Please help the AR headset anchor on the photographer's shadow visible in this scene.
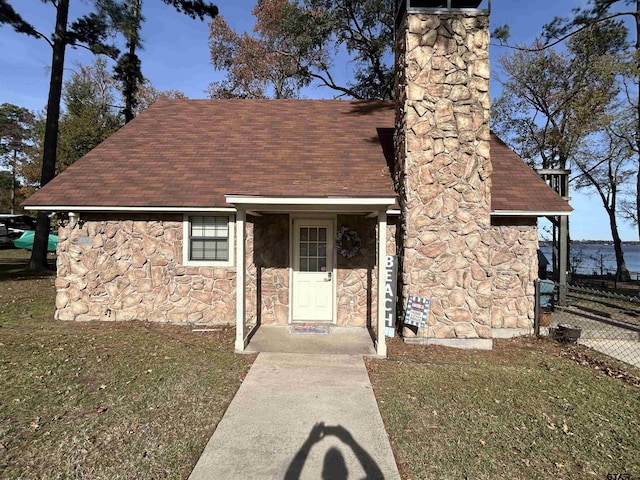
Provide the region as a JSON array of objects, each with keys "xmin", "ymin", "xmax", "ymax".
[{"xmin": 284, "ymin": 422, "xmax": 384, "ymax": 480}]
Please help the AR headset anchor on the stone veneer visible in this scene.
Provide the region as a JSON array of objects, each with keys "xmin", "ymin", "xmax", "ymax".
[
  {"xmin": 55, "ymin": 213, "xmax": 398, "ymax": 327},
  {"xmin": 395, "ymin": 12, "xmax": 493, "ymax": 340},
  {"xmin": 336, "ymin": 215, "xmax": 398, "ymax": 328},
  {"xmin": 54, "ymin": 212, "xmax": 533, "ymax": 333},
  {"xmin": 245, "ymin": 214, "xmax": 290, "ymax": 325},
  {"xmin": 490, "ymin": 218, "xmax": 539, "ymax": 329},
  {"xmin": 55, "ymin": 214, "xmax": 236, "ymax": 324}
]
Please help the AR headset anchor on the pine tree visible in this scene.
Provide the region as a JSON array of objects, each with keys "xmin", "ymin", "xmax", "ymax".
[{"xmin": 1, "ymin": 0, "xmax": 119, "ymax": 270}]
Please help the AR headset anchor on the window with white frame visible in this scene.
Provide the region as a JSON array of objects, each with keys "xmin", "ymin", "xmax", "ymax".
[{"xmin": 183, "ymin": 214, "xmax": 234, "ymax": 266}]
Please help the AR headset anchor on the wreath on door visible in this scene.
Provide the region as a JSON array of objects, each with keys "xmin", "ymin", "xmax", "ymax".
[{"xmin": 336, "ymin": 226, "xmax": 361, "ymax": 259}]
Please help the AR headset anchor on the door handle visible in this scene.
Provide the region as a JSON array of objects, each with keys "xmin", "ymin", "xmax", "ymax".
[{"xmin": 325, "ymin": 272, "xmax": 332, "ymax": 282}]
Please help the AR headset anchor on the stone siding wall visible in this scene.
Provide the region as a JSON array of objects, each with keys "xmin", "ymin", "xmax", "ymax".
[
  {"xmin": 387, "ymin": 218, "xmax": 398, "ymax": 257},
  {"xmin": 395, "ymin": 13, "xmax": 493, "ymax": 339},
  {"xmin": 55, "ymin": 214, "xmax": 236, "ymax": 324},
  {"xmin": 336, "ymin": 215, "xmax": 377, "ymax": 327},
  {"xmin": 246, "ymin": 214, "xmax": 290, "ymax": 325},
  {"xmin": 245, "ymin": 220, "xmax": 257, "ymax": 323},
  {"xmin": 490, "ymin": 218, "xmax": 539, "ymax": 328},
  {"xmin": 55, "ymin": 213, "xmax": 397, "ymax": 327},
  {"xmin": 335, "ymin": 216, "xmax": 399, "ymax": 327}
]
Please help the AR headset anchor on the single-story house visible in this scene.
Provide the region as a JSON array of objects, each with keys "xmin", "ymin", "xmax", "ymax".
[{"xmin": 24, "ymin": 5, "xmax": 571, "ymax": 355}]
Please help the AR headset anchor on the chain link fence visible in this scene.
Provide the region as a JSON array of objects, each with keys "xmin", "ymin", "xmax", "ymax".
[{"xmin": 534, "ymin": 280, "xmax": 640, "ymax": 369}]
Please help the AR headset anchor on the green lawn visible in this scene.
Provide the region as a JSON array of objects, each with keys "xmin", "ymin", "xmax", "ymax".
[
  {"xmin": 3, "ymin": 249, "xmax": 640, "ymax": 479},
  {"xmin": 367, "ymin": 337, "xmax": 640, "ymax": 480},
  {"xmin": 0, "ymin": 249, "xmax": 254, "ymax": 479}
]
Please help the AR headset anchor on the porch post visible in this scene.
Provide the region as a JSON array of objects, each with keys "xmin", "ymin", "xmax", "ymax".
[
  {"xmin": 558, "ymin": 214, "xmax": 568, "ymax": 306},
  {"xmin": 376, "ymin": 210, "xmax": 387, "ymax": 357},
  {"xmin": 235, "ymin": 209, "xmax": 246, "ymax": 353}
]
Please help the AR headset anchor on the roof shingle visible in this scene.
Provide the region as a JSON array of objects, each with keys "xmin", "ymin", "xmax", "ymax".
[
  {"xmin": 26, "ymin": 100, "xmax": 397, "ymax": 209},
  {"xmin": 490, "ymin": 133, "xmax": 572, "ymax": 213},
  {"xmin": 24, "ymin": 99, "xmax": 571, "ymax": 215}
]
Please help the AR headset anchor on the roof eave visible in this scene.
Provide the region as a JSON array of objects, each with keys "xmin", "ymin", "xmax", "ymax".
[
  {"xmin": 22, "ymin": 205, "xmax": 237, "ymax": 213},
  {"xmin": 491, "ymin": 209, "xmax": 572, "ymax": 217}
]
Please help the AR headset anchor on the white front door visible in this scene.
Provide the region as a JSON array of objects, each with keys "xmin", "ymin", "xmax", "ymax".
[{"xmin": 292, "ymin": 219, "xmax": 334, "ymax": 322}]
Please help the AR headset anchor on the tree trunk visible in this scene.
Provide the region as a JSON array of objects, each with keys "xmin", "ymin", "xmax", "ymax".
[
  {"xmin": 608, "ymin": 206, "xmax": 631, "ymax": 281},
  {"xmin": 123, "ymin": 0, "xmax": 141, "ymax": 124},
  {"xmin": 123, "ymin": 49, "xmax": 136, "ymax": 123},
  {"xmin": 566, "ymin": 216, "xmax": 571, "ymax": 281},
  {"xmin": 637, "ymin": 158, "xmax": 640, "ymax": 239},
  {"xmin": 552, "ymin": 218, "xmax": 558, "ymax": 281},
  {"xmin": 11, "ymin": 149, "xmax": 16, "ymax": 215},
  {"xmin": 29, "ymin": 0, "xmax": 69, "ymax": 271},
  {"xmin": 635, "ymin": 0, "xmax": 640, "ymax": 240}
]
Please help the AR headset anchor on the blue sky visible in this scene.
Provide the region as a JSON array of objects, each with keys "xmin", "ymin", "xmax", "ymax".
[{"xmin": 0, "ymin": 0, "xmax": 634, "ymax": 241}]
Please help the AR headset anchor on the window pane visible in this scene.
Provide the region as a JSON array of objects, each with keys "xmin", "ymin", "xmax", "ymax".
[
  {"xmin": 309, "ymin": 228, "xmax": 317, "ymax": 241},
  {"xmin": 318, "ymin": 243, "xmax": 326, "ymax": 257},
  {"xmin": 309, "ymin": 258, "xmax": 318, "ymax": 272},
  {"xmin": 319, "ymin": 258, "xmax": 326, "ymax": 271},
  {"xmin": 204, "ymin": 221, "xmax": 227, "ymax": 237},
  {"xmin": 191, "ymin": 216, "xmax": 228, "ymax": 238},
  {"xmin": 191, "ymin": 217, "xmax": 205, "ymax": 237},
  {"xmin": 191, "ymin": 239, "xmax": 228, "ymax": 261},
  {"xmin": 318, "ymin": 228, "xmax": 326, "ymax": 241},
  {"xmin": 216, "ymin": 241, "xmax": 229, "ymax": 261},
  {"xmin": 189, "ymin": 216, "xmax": 230, "ymax": 263},
  {"xmin": 201, "ymin": 241, "xmax": 217, "ymax": 258},
  {"xmin": 300, "ymin": 228, "xmax": 309, "ymax": 241},
  {"xmin": 213, "ymin": 216, "xmax": 228, "ymax": 236},
  {"xmin": 309, "ymin": 243, "xmax": 317, "ymax": 257},
  {"xmin": 300, "ymin": 258, "xmax": 308, "ymax": 272},
  {"xmin": 300, "ymin": 243, "xmax": 308, "ymax": 256},
  {"xmin": 202, "ymin": 218, "xmax": 216, "ymax": 236},
  {"xmin": 191, "ymin": 239, "xmax": 205, "ymax": 260}
]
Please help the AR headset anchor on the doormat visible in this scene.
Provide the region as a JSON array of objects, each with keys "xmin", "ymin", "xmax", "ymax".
[{"xmin": 289, "ymin": 325, "xmax": 330, "ymax": 335}]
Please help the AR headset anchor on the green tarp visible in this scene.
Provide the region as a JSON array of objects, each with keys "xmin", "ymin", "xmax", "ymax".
[{"xmin": 13, "ymin": 231, "xmax": 58, "ymax": 252}]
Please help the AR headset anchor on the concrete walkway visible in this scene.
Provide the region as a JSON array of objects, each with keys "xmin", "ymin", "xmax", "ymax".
[
  {"xmin": 550, "ymin": 309, "xmax": 640, "ymax": 367},
  {"xmin": 189, "ymin": 353, "xmax": 401, "ymax": 480},
  {"xmin": 579, "ymin": 339, "xmax": 640, "ymax": 368}
]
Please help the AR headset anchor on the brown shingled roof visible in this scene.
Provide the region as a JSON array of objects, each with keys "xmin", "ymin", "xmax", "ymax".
[
  {"xmin": 25, "ymin": 99, "xmax": 570, "ymax": 215},
  {"xmin": 490, "ymin": 133, "xmax": 572, "ymax": 214},
  {"xmin": 26, "ymin": 100, "xmax": 397, "ymax": 209}
]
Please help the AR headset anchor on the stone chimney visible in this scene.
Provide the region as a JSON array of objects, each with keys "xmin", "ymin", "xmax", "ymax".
[{"xmin": 394, "ymin": 1, "xmax": 493, "ymax": 344}]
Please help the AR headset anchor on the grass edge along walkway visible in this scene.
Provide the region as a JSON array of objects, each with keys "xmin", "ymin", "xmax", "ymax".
[
  {"xmin": 0, "ymin": 257, "xmax": 255, "ymax": 479},
  {"xmin": 367, "ymin": 336, "xmax": 640, "ymax": 480}
]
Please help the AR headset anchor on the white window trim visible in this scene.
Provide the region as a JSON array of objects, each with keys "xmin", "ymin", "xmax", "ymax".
[{"xmin": 182, "ymin": 213, "xmax": 235, "ymax": 267}]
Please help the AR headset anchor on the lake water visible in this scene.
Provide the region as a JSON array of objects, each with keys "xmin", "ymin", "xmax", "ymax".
[{"xmin": 539, "ymin": 243, "xmax": 640, "ymax": 275}]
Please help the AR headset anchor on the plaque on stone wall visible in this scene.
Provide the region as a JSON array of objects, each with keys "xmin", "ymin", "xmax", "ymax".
[
  {"xmin": 75, "ymin": 236, "xmax": 92, "ymax": 246},
  {"xmin": 404, "ymin": 295, "xmax": 430, "ymax": 328}
]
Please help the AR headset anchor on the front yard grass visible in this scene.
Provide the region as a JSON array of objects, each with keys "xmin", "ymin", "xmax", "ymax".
[
  {"xmin": 367, "ymin": 336, "xmax": 640, "ymax": 480},
  {"xmin": 0, "ymin": 249, "xmax": 255, "ymax": 479},
  {"xmin": 4, "ymin": 248, "xmax": 640, "ymax": 479}
]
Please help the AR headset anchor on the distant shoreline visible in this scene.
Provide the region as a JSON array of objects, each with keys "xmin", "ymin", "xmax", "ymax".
[{"xmin": 539, "ymin": 240, "xmax": 640, "ymax": 246}]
